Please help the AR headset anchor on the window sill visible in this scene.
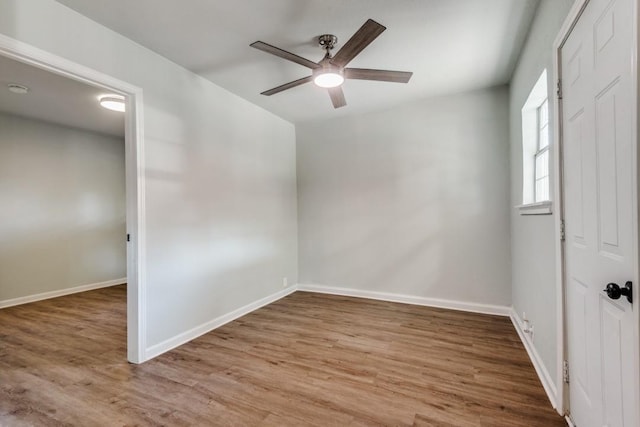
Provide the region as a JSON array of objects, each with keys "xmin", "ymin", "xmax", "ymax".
[{"xmin": 517, "ymin": 201, "xmax": 552, "ymax": 215}]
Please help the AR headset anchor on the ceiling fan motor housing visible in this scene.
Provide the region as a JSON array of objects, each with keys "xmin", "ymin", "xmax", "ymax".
[{"xmin": 318, "ymin": 34, "xmax": 338, "ymax": 51}]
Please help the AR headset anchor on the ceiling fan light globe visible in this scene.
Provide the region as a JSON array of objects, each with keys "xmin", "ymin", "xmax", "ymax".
[{"xmin": 313, "ymin": 71, "xmax": 344, "ymax": 88}]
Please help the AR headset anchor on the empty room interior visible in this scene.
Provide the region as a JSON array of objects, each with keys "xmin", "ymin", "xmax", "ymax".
[{"xmin": 1, "ymin": 0, "xmax": 639, "ymax": 426}]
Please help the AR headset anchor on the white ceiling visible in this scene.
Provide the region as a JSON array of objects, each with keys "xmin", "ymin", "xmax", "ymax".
[
  {"xmin": 55, "ymin": 0, "xmax": 539, "ymax": 124},
  {"xmin": 0, "ymin": 55, "xmax": 125, "ymax": 137}
]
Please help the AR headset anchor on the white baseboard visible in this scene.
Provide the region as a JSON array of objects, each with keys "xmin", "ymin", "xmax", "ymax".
[
  {"xmin": 0, "ymin": 277, "xmax": 127, "ymax": 309},
  {"xmin": 297, "ymin": 284, "xmax": 511, "ymax": 317},
  {"xmin": 144, "ymin": 284, "xmax": 509, "ymax": 361},
  {"xmin": 510, "ymin": 309, "xmax": 558, "ymax": 409},
  {"xmin": 144, "ymin": 286, "xmax": 297, "ymax": 361}
]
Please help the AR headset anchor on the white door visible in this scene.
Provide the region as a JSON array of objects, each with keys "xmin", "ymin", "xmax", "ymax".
[{"xmin": 562, "ymin": 0, "xmax": 638, "ymax": 425}]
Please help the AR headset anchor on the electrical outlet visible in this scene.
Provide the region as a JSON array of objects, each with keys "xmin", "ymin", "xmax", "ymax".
[
  {"xmin": 523, "ymin": 318, "xmax": 534, "ymax": 342},
  {"xmin": 282, "ymin": 277, "xmax": 288, "ymax": 288},
  {"xmin": 522, "ymin": 312, "xmax": 527, "ymax": 321}
]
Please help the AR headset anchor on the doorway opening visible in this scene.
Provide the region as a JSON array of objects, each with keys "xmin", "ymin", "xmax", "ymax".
[{"xmin": 0, "ymin": 34, "xmax": 145, "ymax": 363}]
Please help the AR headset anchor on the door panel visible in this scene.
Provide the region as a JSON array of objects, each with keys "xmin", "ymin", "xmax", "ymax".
[
  {"xmin": 565, "ymin": 110, "xmax": 586, "ymax": 243},
  {"xmin": 600, "ymin": 298, "xmax": 625, "ymax": 427},
  {"xmin": 561, "ymin": 0, "xmax": 637, "ymax": 425},
  {"xmin": 568, "ymin": 278, "xmax": 590, "ymax": 400},
  {"xmin": 595, "ymin": 82, "xmax": 621, "ymax": 256}
]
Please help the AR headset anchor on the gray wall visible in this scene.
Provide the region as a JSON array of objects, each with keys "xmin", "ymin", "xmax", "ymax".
[
  {"xmin": 0, "ymin": 0, "xmax": 298, "ymax": 350},
  {"xmin": 1, "ymin": 0, "xmax": 576, "ymax": 371},
  {"xmin": 509, "ymin": 0, "xmax": 573, "ymax": 384},
  {"xmin": 0, "ymin": 113, "xmax": 125, "ymax": 302},
  {"xmin": 297, "ymin": 87, "xmax": 512, "ymax": 307}
]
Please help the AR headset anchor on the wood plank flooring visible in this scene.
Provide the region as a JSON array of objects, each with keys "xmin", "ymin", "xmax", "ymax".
[{"xmin": 0, "ymin": 285, "xmax": 566, "ymax": 426}]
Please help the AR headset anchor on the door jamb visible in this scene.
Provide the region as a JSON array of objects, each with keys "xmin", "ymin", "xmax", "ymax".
[
  {"xmin": 552, "ymin": 0, "xmax": 640, "ymax": 419},
  {"xmin": 0, "ymin": 34, "xmax": 147, "ymax": 363}
]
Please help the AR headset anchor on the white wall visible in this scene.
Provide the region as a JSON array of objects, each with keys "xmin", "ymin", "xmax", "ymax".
[
  {"xmin": 0, "ymin": 113, "xmax": 125, "ymax": 302},
  {"xmin": 0, "ymin": 0, "xmax": 298, "ymax": 352},
  {"xmin": 297, "ymin": 87, "xmax": 512, "ymax": 307},
  {"xmin": 509, "ymin": 0, "xmax": 573, "ymax": 386}
]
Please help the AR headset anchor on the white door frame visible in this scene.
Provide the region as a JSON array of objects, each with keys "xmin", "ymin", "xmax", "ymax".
[
  {"xmin": 552, "ymin": 0, "xmax": 640, "ymax": 419},
  {"xmin": 0, "ymin": 34, "xmax": 147, "ymax": 364}
]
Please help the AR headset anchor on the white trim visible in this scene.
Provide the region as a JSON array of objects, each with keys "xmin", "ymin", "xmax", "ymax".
[
  {"xmin": 565, "ymin": 414, "xmax": 576, "ymax": 427},
  {"xmin": 143, "ymin": 284, "xmax": 510, "ymax": 360},
  {"xmin": 552, "ymin": 13, "xmax": 568, "ymax": 416},
  {"xmin": 554, "ymin": 1, "xmax": 591, "ymax": 52},
  {"xmin": 510, "ymin": 309, "xmax": 558, "ymax": 409},
  {"xmin": 144, "ymin": 287, "xmax": 297, "ymax": 361},
  {"xmin": 0, "ymin": 34, "xmax": 147, "ymax": 364},
  {"xmin": 297, "ymin": 284, "xmax": 511, "ymax": 316},
  {"xmin": 522, "ymin": 69, "xmax": 550, "ymax": 204},
  {"xmin": 516, "ymin": 200, "xmax": 553, "ymax": 215},
  {"xmin": 124, "ymin": 73, "xmax": 147, "ymax": 365},
  {"xmin": 0, "ymin": 278, "xmax": 126, "ymax": 309},
  {"xmin": 551, "ymin": 0, "xmax": 585, "ymax": 415},
  {"xmin": 552, "ymin": 0, "xmax": 592, "ymax": 416}
]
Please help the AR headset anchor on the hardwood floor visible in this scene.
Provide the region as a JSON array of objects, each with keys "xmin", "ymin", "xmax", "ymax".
[{"xmin": 0, "ymin": 285, "xmax": 566, "ymax": 426}]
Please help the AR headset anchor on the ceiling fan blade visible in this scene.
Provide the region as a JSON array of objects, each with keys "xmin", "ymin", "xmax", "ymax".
[
  {"xmin": 330, "ymin": 19, "xmax": 386, "ymax": 68},
  {"xmin": 250, "ymin": 41, "xmax": 320, "ymax": 69},
  {"xmin": 344, "ymin": 68, "xmax": 413, "ymax": 83},
  {"xmin": 328, "ymin": 87, "xmax": 347, "ymax": 109},
  {"xmin": 261, "ymin": 76, "xmax": 313, "ymax": 96}
]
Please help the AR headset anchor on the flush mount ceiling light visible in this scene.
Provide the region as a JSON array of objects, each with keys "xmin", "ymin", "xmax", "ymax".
[
  {"xmin": 7, "ymin": 83, "xmax": 29, "ymax": 94},
  {"xmin": 99, "ymin": 94, "xmax": 126, "ymax": 112}
]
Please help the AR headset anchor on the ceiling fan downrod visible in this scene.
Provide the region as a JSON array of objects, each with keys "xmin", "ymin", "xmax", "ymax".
[{"xmin": 318, "ymin": 34, "xmax": 338, "ymax": 58}]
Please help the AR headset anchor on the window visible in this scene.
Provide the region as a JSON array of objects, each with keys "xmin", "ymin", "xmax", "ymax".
[
  {"xmin": 534, "ymin": 99, "xmax": 550, "ymax": 202},
  {"xmin": 519, "ymin": 70, "xmax": 552, "ymax": 215}
]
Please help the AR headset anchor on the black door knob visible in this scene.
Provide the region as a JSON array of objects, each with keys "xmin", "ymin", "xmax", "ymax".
[{"xmin": 603, "ymin": 282, "xmax": 633, "ymax": 304}]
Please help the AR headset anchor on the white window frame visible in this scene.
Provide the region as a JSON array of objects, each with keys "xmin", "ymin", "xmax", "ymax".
[
  {"xmin": 534, "ymin": 99, "xmax": 550, "ymax": 203},
  {"xmin": 518, "ymin": 69, "xmax": 552, "ymax": 215}
]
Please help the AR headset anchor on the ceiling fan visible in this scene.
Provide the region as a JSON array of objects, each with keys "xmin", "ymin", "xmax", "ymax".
[{"xmin": 250, "ymin": 19, "xmax": 413, "ymax": 109}]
